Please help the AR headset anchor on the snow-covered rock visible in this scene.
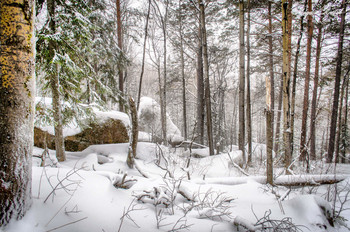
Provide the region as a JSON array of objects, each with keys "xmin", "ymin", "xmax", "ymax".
[{"xmin": 138, "ymin": 97, "xmax": 183, "ymax": 145}]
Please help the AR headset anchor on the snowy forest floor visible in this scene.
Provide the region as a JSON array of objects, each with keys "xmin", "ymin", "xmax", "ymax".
[{"xmin": 4, "ymin": 142, "xmax": 350, "ymax": 232}]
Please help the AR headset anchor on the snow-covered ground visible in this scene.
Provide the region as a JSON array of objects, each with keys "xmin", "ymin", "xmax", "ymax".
[{"xmin": 4, "ymin": 142, "xmax": 350, "ymax": 232}]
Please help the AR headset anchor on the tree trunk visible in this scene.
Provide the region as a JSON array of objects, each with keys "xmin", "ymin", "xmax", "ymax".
[
  {"xmin": 341, "ymin": 78, "xmax": 349, "ymax": 163},
  {"xmin": 179, "ymin": 0, "xmax": 187, "ymax": 141},
  {"xmin": 199, "ymin": 0, "xmax": 214, "ymax": 156},
  {"xmin": 127, "ymin": 97, "xmax": 138, "ymax": 168},
  {"xmin": 310, "ymin": 8, "xmax": 324, "ymax": 160},
  {"xmin": 246, "ymin": 0, "xmax": 252, "ymax": 165},
  {"xmin": 196, "ymin": 20, "xmax": 205, "ymax": 145},
  {"xmin": 299, "ymin": 0, "xmax": 313, "ymax": 164},
  {"xmin": 137, "ymin": 0, "xmax": 151, "ymax": 110},
  {"xmin": 290, "ymin": 0, "xmax": 306, "ymax": 157},
  {"xmin": 267, "ymin": 1, "xmax": 274, "ymax": 154},
  {"xmin": 282, "ymin": 0, "xmax": 292, "ymax": 174},
  {"xmin": 239, "ymin": 0, "xmax": 246, "ymax": 163},
  {"xmin": 0, "ymin": 0, "xmax": 35, "ymax": 225},
  {"xmin": 274, "ymin": 76, "xmax": 283, "ymax": 155},
  {"xmin": 266, "ymin": 77, "xmax": 274, "ymax": 185},
  {"xmin": 116, "ymin": 0, "xmax": 124, "ymax": 112},
  {"xmin": 162, "ymin": 1, "xmax": 169, "ymax": 145},
  {"xmin": 327, "ymin": 0, "xmax": 347, "ymax": 163},
  {"xmin": 48, "ymin": 0, "xmax": 65, "ymax": 162}
]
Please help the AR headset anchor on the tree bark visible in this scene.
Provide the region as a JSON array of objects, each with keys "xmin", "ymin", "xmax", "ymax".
[
  {"xmin": 266, "ymin": 77, "xmax": 273, "ymax": 185},
  {"xmin": 341, "ymin": 78, "xmax": 349, "ymax": 163},
  {"xmin": 116, "ymin": 0, "xmax": 124, "ymax": 112},
  {"xmin": 179, "ymin": 0, "xmax": 187, "ymax": 141},
  {"xmin": 274, "ymin": 76, "xmax": 283, "ymax": 155},
  {"xmin": 199, "ymin": 0, "xmax": 214, "ymax": 156},
  {"xmin": 299, "ymin": 0, "xmax": 313, "ymax": 164},
  {"xmin": 239, "ymin": 0, "xmax": 246, "ymax": 163},
  {"xmin": 246, "ymin": 0, "xmax": 252, "ymax": 164},
  {"xmin": 196, "ymin": 18, "xmax": 205, "ymax": 145},
  {"xmin": 0, "ymin": 0, "xmax": 35, "ymax": 225},
  {"xmin": 267, "ymin": 1, "xmax": 274, "ymax": 154},
  {"xmin": 327, "ymin": 0, "xmax": 347, "ymax": 163},
  {"xmin": 48, "ymin": 0, "xmax": 65, "ymax": 162},
  {"xmin": 127, "ymin": 97, "xmax": 138, "ymax": 168},
  {"xmin": 310, "ymin": 7, "xmax": 324, "ymax": 160},
  {"xmin": 282, "ymin": 0, "xmax": 292, "ymax": 174},
  {"xmin": 290, "ymin": 0, "xmax": 307, "ymax": 157}
]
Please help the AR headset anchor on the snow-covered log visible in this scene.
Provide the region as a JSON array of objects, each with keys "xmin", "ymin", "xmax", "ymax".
[{"xmin": 193, "ymin": 174, "xmax": 348, "ymax": 186}]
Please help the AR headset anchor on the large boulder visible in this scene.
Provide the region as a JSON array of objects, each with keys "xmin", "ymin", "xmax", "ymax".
[{"xmin": 34, "ymin": 97, "xmax": 130, "ymax": 151}]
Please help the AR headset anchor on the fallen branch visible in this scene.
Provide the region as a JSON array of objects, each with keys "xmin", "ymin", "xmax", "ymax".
[{"xmin": 46, "ymin": 217, "xmax": 88, "ymax": 232}]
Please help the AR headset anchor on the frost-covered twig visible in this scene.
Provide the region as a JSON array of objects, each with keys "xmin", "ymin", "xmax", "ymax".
[{"xmin": 118, "ymin": 199, "xmax": 144, "ymax": 232}]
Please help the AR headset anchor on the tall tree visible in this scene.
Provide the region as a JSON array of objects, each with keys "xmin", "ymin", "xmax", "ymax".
[
  {"xmin": 267, "ymin": 1, "xmax": 275, "ymax": 154},
  {"xmin": 266, "ymin": 76, "xmax": 273, "ymax": 185},
  {"xmin": 282, "ymin": 0, "xmax": 292, "ymax": 173},
  {"xmin": 199, "ymin": 0, "xmax": 214, "ymax": 155},
  {"xmin": 239, "ymin": 0, "xmax": 246, "ymax": 162},
  {"xmin": 116, "ymin": 0, "xmax": 124, "ymax": 112},
  {"xmin": 310, "ymin": 4, "xmax": 324, "ymax": 160},
  {"xmin": 48, "ymin": 0, "xmax": 65, "ymax": 161},
  {"xmin": 299, "ymin": 0, "xmax": 314, "ymax": 164},
  {"xmin": 179, "ymin": 0, "xmax": 188, "ymax": 141},
  {"xmin": 246, "ymin": 0, "xmax": 252, "ymax": 164},
  {"xmin": 137, "ymin": 0, "xmax": 151, "ymax": 110},
  {"xmin": 0, "ymin": 0, "xmax": 35, "ymax": 225},
  {"xmin": 327, "ymin": 0, "xmax": 347, "ymax": 163}
]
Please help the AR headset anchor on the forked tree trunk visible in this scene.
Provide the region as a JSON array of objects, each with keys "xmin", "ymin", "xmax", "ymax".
[
  {"xmin": 239, "ymin": 0, "xmax": 246, "ymax": 162},
  {"xmin": 327, "ymin": 0, "xmax": 347, "ymax": 163},
  {"xmin": 0, "ymin": 0, "xmax": 35, "ymax": 225}
]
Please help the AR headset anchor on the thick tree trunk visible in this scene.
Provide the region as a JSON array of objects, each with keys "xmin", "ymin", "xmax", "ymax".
[
  {"xmin": 48, "ymin": 0, "xmax": 65, "ymax": 162},
  {"xmin": 0, "ymin": 0, "xmax": 35, "ymax": 225},
  {"xmin": 310, "ymin": 9, "xmax": 324, "ymax": 160},
  {"xmin": 327, "ymin": 0, "xmax": 347, "ymax": 163},
  {"xmin": 239, "ymin": 0, "xmax": 246, "ymax": 162},
  {"xmin": 282, "ymin": 0, "xmax": 292, "ymax": 174},
  {"xmin": 335, "ymin": 76, "xmax": 347, "ymax": 162},
  {"xmin": 299, "ymin": 0, "xmax": 313, "ymax": 164},
  {"xmin": 199, "ymin": 0, "xmax": 214, "ymax": 156},
  {"xmin": 246, "ymin": 0, "xmax": 252, "ymax": 164},
  {"xmin": 116, "ymin": 0, "xmax": 124, "ymax": 112},
  {"xmin": 137, "ymin": 0, "xmax": 151, "ymax": 110}
]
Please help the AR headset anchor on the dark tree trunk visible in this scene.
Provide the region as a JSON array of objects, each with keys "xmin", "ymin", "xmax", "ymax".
[
  {"xmin": 239, "ymin": 0, "xmax": 246, "ymax": 162},
  {"xmin": 48, "ymin": 0, "xmax": 65, "ymax": 162},
  {"xmin": 116, "ymin": 0, "xmax": 124, "ymax": 112},
  {"xmin": 268, "ymin": 1, "xmax": 275, "ymax": 153},
  {"xmin": 310, "ymin": 8, "xmax": 324, "ymax": 160},
  {"xmin": 137, "ymin": 0, "xmax": 151, "ymax": 110},
  {"xmin": 196, "ymin": 23, "xmax": 205, "ymax": 145},
  {"xmin": 327, "ymin": 0, "xmax": 347, "ymax": 163},
  {"xmin": 179, "ymin": 0, "xmax": 187, "ymax": 141},
  {"xmin": 199, "ymin": 0, "xmax": 214, "ymax": 156},
  {"xmin": 246, "ymin": 0, "xmax": 252, "ymax": 164},
  {"xmin": 0, "ymin": 0, "xmax": 35, "ymax": 225}
]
